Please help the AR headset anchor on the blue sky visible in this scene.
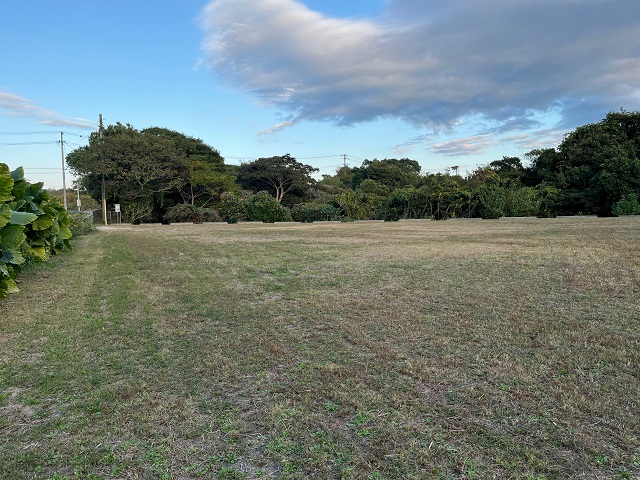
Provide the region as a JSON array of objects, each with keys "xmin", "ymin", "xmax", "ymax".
[{"xmin": 1, "ymin": 0, "xmax": 639, "ymax": 189}]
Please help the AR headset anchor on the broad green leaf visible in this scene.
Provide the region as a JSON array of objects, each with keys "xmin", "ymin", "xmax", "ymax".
[
  {"xmin": 1, "ymin": 248, "xmax": 26, "ymax": 266},
  {"xmin": 58, "ymin": 225, "xmax": 72, "ymax": 240},
  {"xmin": 0, "ymin": 173, "xmax": 14, "ymax": 203},
  {"xmin": 42, "ymin": 204, "xmax": 58, "ymax": 216},
  {"xmin": 10, "ymin": 166, "xmax": 25, "ymax": 182},
  {"xmin": 0, "ymin": 277, "xmax": 20, "ymax": 296},
  {"xmin": 10, "ymin": 199, "xmax": 27, "ymax": 211},
  {"xmin": 0, "ymin": 224, "xmax": 26, "ymax": 250},
  {"xmin": 53, "ymin": 220, "xmax": 61, "ymax": 234},
  {"xmin": 31, "ymin": 214, "xmax": 55, "ymax": 231},
  {"xmin": 0, "ymin": 163, "xmax": 9, "ymax": 175},
  {"xmin": 7, "ymin": 278, "xmax": 19, "ymax": 294},
  {"xmin": 0, "ymin": 204, "xmax": 12, "ymax": 229},
  {"xmin": 9, "ymin": 211, "xmax": 38, "ymax": 226},
  {"xmin": 25, "ymin": 181, "xmax": 44, "ymax": 198},
  {"xmin": 23, "ymin": 244, "xmax": 46, "ymax": 262},
  {"xmin": 11, "ymin": 179, "xmax": 28, "ymax": 201}
]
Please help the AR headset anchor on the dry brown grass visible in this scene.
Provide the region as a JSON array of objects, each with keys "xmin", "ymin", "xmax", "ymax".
[{"xmin": 1, "ymin": 216, "xmax": 638, "ymax": 479}]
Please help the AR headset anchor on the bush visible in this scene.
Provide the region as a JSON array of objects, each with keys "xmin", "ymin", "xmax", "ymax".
[
  {"xmin": 68, "ymin": 212, "xmax": 95, "ymax": 236},
  {"xmin": 219, "ymin": 192, "xmax": 250, "ymax": 223},
  {"xmin": 291, "ymin": 203, "xmax": 340, "ymax": 222},
  {"xmin": 334, "ymin": 191, "xmax": 370, "ymax": 220},
  {"xmin": 1, "ymin": 164, "xmax": 72, "ymax": 298},
  {"xmin": 249, "ymin": 191, "xmax": 292, "ymax": 223},
  {"xmin": 536, "ymin": 185, "xmax": 560, "ymax": 218},
  {"xmin": 503, "ymin": 186, "xmax": 539, "ymax": 217},
  {"xmin": 612, "ymin": 193, "xmax": 640, "ymax": 216},
  {"xmin": 163, "ymin": 204, "xmax": 223, "ymax": 223},
  {"xmin": 472, "ymin": 181, "xmax": 505, "ymax": 219},
  {"xmin": 473, "ymin": 182, "xmax": 539, "ymax": 219}
]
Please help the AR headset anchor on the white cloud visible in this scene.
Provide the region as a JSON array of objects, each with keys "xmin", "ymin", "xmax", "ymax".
[
  {"xmin": 502, "ymin": 129, "xmax": 566, "ymax": 152},
  {"xmin": 257, "ymin": 121, "xmax": 295, "ymax": 136},
  {"xmin": 430, "ymin": 135, "xmax": 495, "ymax": 156},
  {"xmin": 200, "ymin": 0, "xmax": 640, "ymax": 138},
  {"xmin": 0, "ymin": 91, "xmax": 93, "ymax": 128}
]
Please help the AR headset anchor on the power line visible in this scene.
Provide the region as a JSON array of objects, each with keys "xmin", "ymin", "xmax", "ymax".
[
  {"xmin": 316, "ymin": 164, "xmax": 345, "ymax": 170},
  {"xmin": 0, "ymin": 131, "xmax": 58, "ymax": 135},
  {"xmin": 0, "ymin": 130, "xmax": 90, "ymax": 135},
  {"xmin": 62, "ymin": 131, "xmax": 88, "ymax": 138},
  {"xmin": 0, "ymin": 130, "xmax": 93, "ymax": 139},
  {"xmin": 23, "ymin": 167, "xmax": 65, "ymax": 170},
  {"xmin": 297, "ymin": 154, "xmax": 343, "ymax": 160},
  {"xmin": 0, "ymin": 141, "xmax": 59, "ymax": 146}
]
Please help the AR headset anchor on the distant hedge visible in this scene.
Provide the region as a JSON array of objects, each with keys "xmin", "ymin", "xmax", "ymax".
[{"xmin": 0, "ymin": 164, "xmax": 72, "ymax": 298}]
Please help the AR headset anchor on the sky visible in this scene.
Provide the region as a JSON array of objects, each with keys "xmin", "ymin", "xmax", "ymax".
[{"xmin": 1, "ymin": 0, "xmax": 639, "ymax": 189}]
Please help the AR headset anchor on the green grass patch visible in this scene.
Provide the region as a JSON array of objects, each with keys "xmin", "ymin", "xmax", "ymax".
[{"xmin": 1, "ymin": 217, "xmax": 639, "ymax": 479}]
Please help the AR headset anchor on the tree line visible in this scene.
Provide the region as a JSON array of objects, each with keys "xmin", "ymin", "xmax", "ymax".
[{"xmin": 66, "ymin": 111, "xmax": 640, "ymax": 223}]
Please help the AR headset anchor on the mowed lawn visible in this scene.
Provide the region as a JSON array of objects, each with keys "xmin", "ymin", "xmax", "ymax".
[{"xmin": 1, "ymin": 217, "xmax": 639, "ymax": 479}]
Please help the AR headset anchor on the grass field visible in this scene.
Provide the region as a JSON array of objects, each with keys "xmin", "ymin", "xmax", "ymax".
[{"xmin": 1, "ymin": 217, "xmax": 639, "ymax": 479}]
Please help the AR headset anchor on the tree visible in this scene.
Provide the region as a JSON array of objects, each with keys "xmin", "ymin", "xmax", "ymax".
[
  {"xmin": 419, "ymin": 174, "xmax": 472, "ymax": 219},
  {"xmin": 66, "ymin": 123, "xmax": 234, "ymax": 222},
  {"xmin": 319, "ymin": 165, "xmax": 353, "ymax": 192},
  {"xmin": 142, "ymin": 127, "xmax": 234, "ymax": 206},
  {"xmin": 524, "ymin": 111, "xmax": 640, "ymax": 216},
  {"xmin": 181, "ymin": 156, "xmax": 237, "ymax": 206},
  {"xmin": 67, "ymin": 124, "xmax": 181, "ymax": 221},
  {"xmin": 236, "ymin": 154, "xmax": 318, "ymax": 204},
  {"xmin": 351, "ymin": 158, "xmax": 421, "ymax": 191},
  {"xmin": 489, "ymin": 156, "xmax": 525, "ymax": 185}
]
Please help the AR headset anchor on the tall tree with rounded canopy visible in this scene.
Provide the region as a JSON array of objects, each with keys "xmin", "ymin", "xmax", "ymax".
[
  {"xmin": 66, "ymin": 123, "xmax": 234, "ymax": 221},
  {"xmin": 236, "ymin": 154, "xmax": 318, "ymax": 204}
]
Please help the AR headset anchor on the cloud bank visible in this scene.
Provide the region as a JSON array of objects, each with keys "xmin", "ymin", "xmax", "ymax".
[
  {"xmin": 0, "ymin": 91, "xmax": 93, "ymax": 128},
  {"xmin": 200, "ymin": 0, "xmax": 640, "ymax": 140}
]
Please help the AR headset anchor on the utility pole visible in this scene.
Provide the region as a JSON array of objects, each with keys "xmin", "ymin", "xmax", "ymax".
[
  {"xmin": 60, "ymin": 131, "xmax": 68, "ymax": 209},
  {"xmin": 99, "ymin": 114, "xmax": 107, "ymax": 225},
  {"xmin": 343, "ymin": 154, "xmax": 348, "ymax": 167},
  {"xmin": 76, "ymin": 183, "xmax": 82, "ymax": 212}
]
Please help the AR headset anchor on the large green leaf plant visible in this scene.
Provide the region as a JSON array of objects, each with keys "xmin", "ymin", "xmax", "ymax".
[{"xmin": 0, "ymin": 163, "xmax": 72, "ymax": 298}]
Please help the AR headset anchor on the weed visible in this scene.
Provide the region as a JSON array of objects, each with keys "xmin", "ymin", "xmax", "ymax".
[{"xmin": 325, "ymin": 400, "xmax": 339, "ymax": 413}]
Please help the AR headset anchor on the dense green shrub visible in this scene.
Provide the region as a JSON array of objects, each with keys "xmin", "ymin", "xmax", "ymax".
[
  {"xmin": 68, "ymin": 212, "xmax": 96, "ymax": 236},
  {"xmin": 219, "ymin": 192, "xmax": 250, "ymax": 223},
  {"xmin": 472, "ymin": 181, "xmax": 539, "ymax": 219},
  {"xmin": 163, "ymin": 203, "xmax": 223, "ymax": 223},
  {"xmin": 472, "ymin": 180, "xmax": 506, "ymax": 219},
  {"xmin": 334, "ymin": 190, "xmax": 376, "ymax": 220},
  {"xmin": 612, "ymin": 193, "xmax": 640, "ymax": 215},
  {"xmin": 248, "ymin": 191, "xmax": 292, "ymax": 223},
  {"xmin": 381, "ymin": 184, "xmax": 472, "ymax": 220},
  {"xmin": 291, "ymin": 203, "xmax": 341, "ymax": 222},
  {"xmin": 503, "ymin": 185, "xmax": 539, "ymax": 217},
  {"xmin": 1, "ymin": 164, "xmax": 72, "ymax": 298},
  {"xmin": 536, "ymin": 185, "xmax": 561, "ymax": 218}
]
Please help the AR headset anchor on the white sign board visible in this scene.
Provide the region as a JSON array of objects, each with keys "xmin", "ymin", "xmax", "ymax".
[{"xmin": 114, "ymin": 204, "xmax": 121, "ymax": 213}]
